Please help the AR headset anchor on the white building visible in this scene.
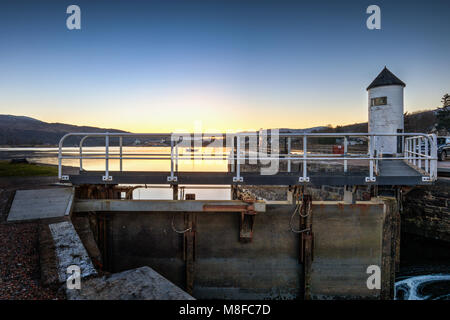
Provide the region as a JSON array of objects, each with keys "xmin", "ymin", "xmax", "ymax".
[{"xmin": 367, "ymin": 67, "xmax": 405, "ymax": 156}]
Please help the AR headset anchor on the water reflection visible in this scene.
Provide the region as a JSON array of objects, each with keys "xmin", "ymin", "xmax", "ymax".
[{"xmin": 395, "ymin": 274, "xmax": 450, "ymax": 300}]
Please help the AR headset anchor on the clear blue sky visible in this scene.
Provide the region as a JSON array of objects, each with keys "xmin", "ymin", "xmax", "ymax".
[{"xmin": 0, "ymin": 0, "xmax": 449, "ymax": 132}]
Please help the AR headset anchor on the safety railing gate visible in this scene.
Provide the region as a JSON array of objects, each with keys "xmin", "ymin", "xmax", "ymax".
[{"xmin": 58, "ymin": 132, "xmax": 437, "ymax": 183}]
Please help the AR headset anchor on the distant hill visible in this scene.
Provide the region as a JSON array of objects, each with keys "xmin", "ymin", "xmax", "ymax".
[
  {"xmin": 310, "ymin": 108, "xmax": 440, "ymax": 134},
  {"xmin": 0, "ymin": 115, "xmax": 128, "ymax": 146},
  {"xmin": 0, "ymin": 108, "xmax": 444, "ymax": 147}
]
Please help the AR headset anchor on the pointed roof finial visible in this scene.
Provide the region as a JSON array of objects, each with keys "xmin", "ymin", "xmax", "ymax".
[{"xmin": 367, "ymin": 67, "xmax": 405, "ymax": 90}]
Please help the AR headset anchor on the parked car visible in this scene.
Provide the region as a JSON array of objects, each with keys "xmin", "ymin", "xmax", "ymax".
[{"xmin": 437, "ymin": 136, "xmax": 450, "ymax": 161}]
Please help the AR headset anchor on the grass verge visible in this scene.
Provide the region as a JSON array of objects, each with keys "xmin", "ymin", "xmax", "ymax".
[{"xmin": 0, "ymin": 160, "xmax": 57, "ymax": 177}]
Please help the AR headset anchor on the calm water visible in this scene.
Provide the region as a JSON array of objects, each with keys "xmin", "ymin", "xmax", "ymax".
[{"xmin": 0, "ymin": 146, "xmax": 231, "ymax": 200}]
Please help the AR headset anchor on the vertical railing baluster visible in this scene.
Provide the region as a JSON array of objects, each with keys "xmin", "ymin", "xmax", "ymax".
[
  {"xmin": 287, "ymin": 137, "xmax": 291, "ymax": 173},
  {"xmin": 119, "ymin": 136, "xmax": 123, "ymax": 172},
  {"xmin": 344, "ymin": 136, "xmax": 348, "ymax": 173},
  {"xmin": 424, "ymin": 137, "xmax": 429, "ymax": 174},
  {"xmin": 104, "ymin": 133, "xmax": 110, "ymax": 180},
  {"xmin": 303, "ymin": 135, "xmax": 307, "ymax": 181},
  {"xmin": 236, "ymin": 135, "xmax": 241, "ymax": 182}
]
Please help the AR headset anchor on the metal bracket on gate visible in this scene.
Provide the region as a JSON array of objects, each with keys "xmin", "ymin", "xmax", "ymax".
[
  {"xmin": 167, "ymin": 176, "xmax": 178, "ymax": 182},
  {"xmin": 365, "ymin": 177, "xmax": 376, "ymax": 182},
  {"xmin": 233, "ymin": 176, "xmax": 244, "ymax": 183},
  {"xmin": 299, "ymin": 177, "xmax": 310, "ymax": 183},
  {"xmin": 102, "ymin": 176, "xmax": 113, "ymax": 182},
  {"xmin": 422, "ymin": 176, "xmax": 431, "ymax": 182},
  {"xmin": 61, "ymin": 175, "xmax": 69, "ymax": 181}
]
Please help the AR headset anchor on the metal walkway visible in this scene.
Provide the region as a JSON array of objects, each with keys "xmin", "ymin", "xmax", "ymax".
[{"xmin": 57, "ymin": 132, "xmax": 438, "ymax": 186}]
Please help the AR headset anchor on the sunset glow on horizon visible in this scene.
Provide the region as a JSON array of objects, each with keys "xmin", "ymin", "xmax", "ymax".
[{"xmin": 1, "ymin": 0, "xmax": 449, "ymax": 133}]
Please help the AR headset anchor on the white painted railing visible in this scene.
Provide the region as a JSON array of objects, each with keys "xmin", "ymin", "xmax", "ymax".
[{"xmin": 57, "ymin": 132, "xmax": 437, "ymax": 183}]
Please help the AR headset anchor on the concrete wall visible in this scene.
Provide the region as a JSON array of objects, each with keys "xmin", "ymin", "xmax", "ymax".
[
  {"xmin": 309, "ymin": 200, "xmax": 393, "ymax": 299},
  {"xmin": 91, "ymin": 199, "xmax": 397, "ymax": 300}
]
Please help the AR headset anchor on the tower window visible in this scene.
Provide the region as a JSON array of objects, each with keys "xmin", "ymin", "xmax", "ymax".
[{"xmin": 371, "ymin": 97, "xmax": 387, "ymax": 106}]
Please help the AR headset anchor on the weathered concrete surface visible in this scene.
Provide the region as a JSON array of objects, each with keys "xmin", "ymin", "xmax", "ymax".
[
  {"xmin": 194, "ymin": 206, "xmax": 302, "ymax": 299},
  {"xmin": 7, "ymin": 188, "xmax": 74, "ymax": 222},
  {"xmin": 82, "ymin": 199, "xmax": 396, "ymax": 300},
  {"xmin": 402, "ymin": 179, "xmax": 450, "ymax": 242},
  {"xmin": 71, "ymin": 215, "xmax": 103, "ymax": 269},
  {"xmin": 66, "ymin": 266, "xmax": 194, "ymax": 300},
  {"xmin": 49, "ymin": 221, "xmax": 97, "ymax": 283},
  {"xmin": 38, "ymin": 223, "xmax": 60, "ymax": 287},
  {"xmin": 101, "ymin": 207, "xmax": 302, "ymax": 299},
  {"xmin": 308, "ymin": 200, "xmax": 390, "ymax": 299}
]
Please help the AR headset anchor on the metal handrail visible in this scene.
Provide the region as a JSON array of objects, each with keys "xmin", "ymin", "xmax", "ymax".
[{"xmin": 58, "ymin": 132, "xmax": 437, "ymax": 183}]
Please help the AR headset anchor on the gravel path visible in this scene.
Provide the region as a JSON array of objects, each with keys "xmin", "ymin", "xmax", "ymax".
[{"xmin": 0, "ymin": 189, "xmax": 64, "ymax": 300}]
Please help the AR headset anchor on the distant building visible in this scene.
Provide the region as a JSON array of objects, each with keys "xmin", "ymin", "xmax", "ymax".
[{"xmin": 367, "ymin": 67, "xmax": 405, "ymax": 155}]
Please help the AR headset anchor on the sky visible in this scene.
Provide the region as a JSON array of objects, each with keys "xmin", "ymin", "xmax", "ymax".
[{"xmin": 0, "ymin": 0, "xmax": 449, "ymax": 132}]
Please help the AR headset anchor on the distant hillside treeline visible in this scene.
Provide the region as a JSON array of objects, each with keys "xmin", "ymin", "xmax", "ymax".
[
  {"xmin": 312, "ymin": 108, "xmax": 444, "ymax": 135},
  {"xmin": 1, "ymin": 108, "xmax": 447, "ymax": 147},
  {"xmin": 0, "ymin": 115, "xmax": 131, "ymax": 146}
]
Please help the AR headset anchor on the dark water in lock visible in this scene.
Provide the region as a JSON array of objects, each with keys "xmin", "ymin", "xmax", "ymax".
[{"xmin": 395, "ymin": 233, "xmax": 450, "ymax": 300}]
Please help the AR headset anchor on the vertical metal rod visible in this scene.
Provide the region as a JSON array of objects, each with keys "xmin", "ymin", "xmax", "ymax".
[
  {"xmin": 79, "ymin": 136, "xmax": 88, "ymax": 171},
  {"xmin": 119, "ymin": 136, "xmax": 123, "ymax": 172},
  {"xmin": 369, "ymin": 136, "xmax": 374, "ymax": 180},
  {"xmin": 303, "ymin": 135, "xmax": 307, "ymax": 180},
  {"xmin": 425, "ymin": 137, "xmax": 429, "ymax": 173},
  {"xmin": 418, "ymin": 137, "xmax": 422, "ymax": 169},
  {"xmin": 287, "ymin": 137, "xmax": 291, "ymax": 172},
  {"xmin": 79, "ymin": 140, "xmax": 83, "ymax": 171},
  {"xmin": 175, "ymin": 142, "xmax": 179, "ymax": 172},
  {"xmin": 406, "ymin": 139, "xmax": 410, "ymax": 162},
  {"xmin": 344, "ymin": 136, "xmax": 348, "ymax": 173},
  {"xmin": 413, "ymin": 138, "xmax": 417, "ymax": 166},
  {"xmin": 58, "ymin": 151, "xmax": 62, "ymax": 179},
  {"xmin": 105, "ymin": 134, "xmax": 109, "ymax": 178},
  {"xmin": 236, "ymin": 135, "xmax": 241, "ymax": 180},
  {"xmin": 430, "ymin": 134, "xmax": 437, "ymax": 179},
  {"xmin": 170, "ymin": 135, "xmax": 174, "ymax": 179}
]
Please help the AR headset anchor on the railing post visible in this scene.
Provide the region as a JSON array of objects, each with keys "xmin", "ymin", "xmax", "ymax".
[
  {"xmin": 366, "ymin": 135, "xmax": 375, "ymax": 182},
  {"xmin": 299, "ymin": 135, "xmax": 309, "ymax": 182},
  {"xmin": 418, "ymin": 137, "xmax": 422, "ymax": 170},
  {"xmin": 58, "ymin": 149, "xmax": 62, "ymax": 180},
  {"xmin": 430, "ymin": 134, "xmax": 437, "ymax": 180},
  {"xmin": 102, "ymin": 133, "xmax": 111, "ymax": 181},
  {"xmin": 119, "ymin": 136, "xmax": 123, "ymax": 172},
  {"xmin": 344, "ymin": 136, "xmax": 348, "ymax": 173},
  {"xmin": 175, "ymin": 142, "xmax": 179, "ymax": 173},
  {"xmin": 413, "ymin": 138, "xmax": 417, "ymax": 166},
  {"xmin": 79, "ymin": 139, "xmax": 83, "ymax": 171},
  {"xmin": 287, "ymin": 137, "xmax": 291, "ymax": 173},
  {"xmin": 233, "ymin": 135, "xmax": 243, "ymax": 182},
  {"xmin": 424, "ymin": 137, "xmax": 429, "ymax": 173}
]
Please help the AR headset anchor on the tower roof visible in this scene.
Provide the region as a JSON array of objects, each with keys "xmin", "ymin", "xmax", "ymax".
[{"xmin": 366, "ymin": 67, "xmax": 406, "ymax": 90}]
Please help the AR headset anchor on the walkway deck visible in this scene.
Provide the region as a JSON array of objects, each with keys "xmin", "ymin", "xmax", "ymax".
[{"xmin": 65, "ymin": 160, "xmax": 428, "ymax": 186}]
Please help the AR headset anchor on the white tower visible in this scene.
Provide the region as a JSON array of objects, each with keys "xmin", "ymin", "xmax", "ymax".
[{"xmin": 367, "ymin": 67, "xmax": 405, "ymax": 156}]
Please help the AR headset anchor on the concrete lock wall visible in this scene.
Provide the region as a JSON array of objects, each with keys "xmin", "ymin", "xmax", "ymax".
[{"xmin": 95, "ymin": 199, "xmax": 397, "ymax": 299}]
